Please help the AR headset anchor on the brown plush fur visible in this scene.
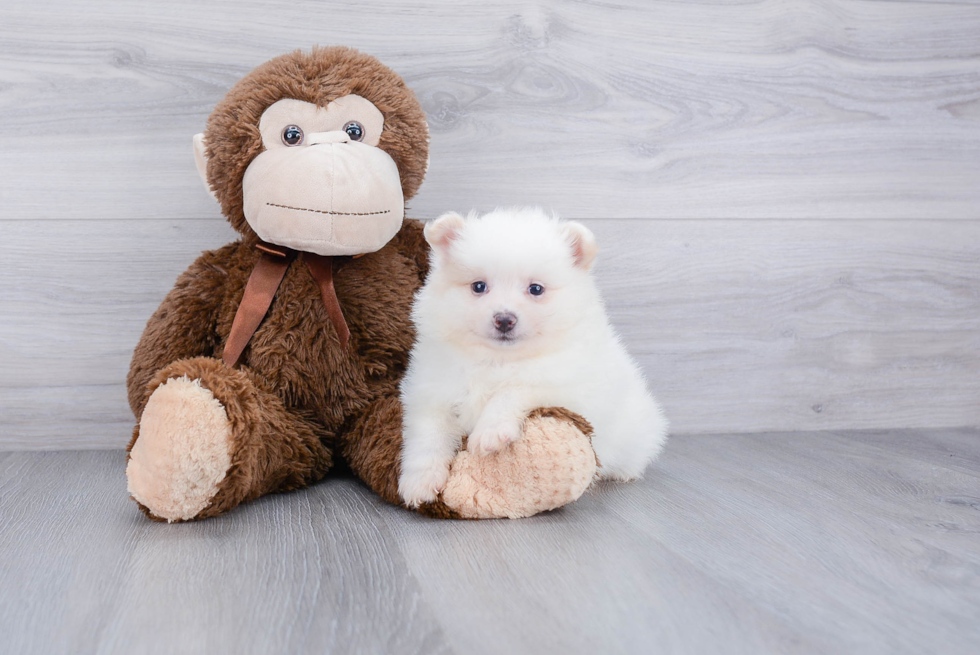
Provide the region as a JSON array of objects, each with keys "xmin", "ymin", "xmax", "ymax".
[
  {"xmin": 126, "ymin": 47, "xmax": 592, "ymax": 521},
  {"xmin": 129, "ymin": 358, "xmax": 332, "ymax": 521},
  {"xmin": 127, "ymin": 221, "xmax": 431, "ymax": 520}
]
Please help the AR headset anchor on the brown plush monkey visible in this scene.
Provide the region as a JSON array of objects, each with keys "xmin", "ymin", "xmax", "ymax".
[{"xmin": 125, "ymin": 47, "xmax": 597, "ymax": 522}]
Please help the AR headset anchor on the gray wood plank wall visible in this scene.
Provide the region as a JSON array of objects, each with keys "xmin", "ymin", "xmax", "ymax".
[{"xmin": 1, "ymin": 0, "xmax": 978, "ymax": 448}]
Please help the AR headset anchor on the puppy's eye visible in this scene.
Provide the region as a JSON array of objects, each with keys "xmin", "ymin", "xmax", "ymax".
[
  {"xmin": 528, "ymin": 284, "xmax": 545, "ymax": 296},
  {"xmin": 471, "ymin": 281, "xmax": 488, "ymax": 294},
  {"xmin": 344, "ymin": 121, "xmax": 365, "ymax": 142},
  {"xmin": 281, "ymin": 125, "xmax": 304, "ymax": 146}
]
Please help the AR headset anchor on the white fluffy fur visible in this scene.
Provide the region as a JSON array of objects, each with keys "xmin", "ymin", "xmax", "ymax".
[{"xmin": 398, "ymin": 207, "xmax": 669, "ymax": 507}]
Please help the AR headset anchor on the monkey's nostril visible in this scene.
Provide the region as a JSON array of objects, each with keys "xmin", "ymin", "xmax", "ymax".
[
  {"xmin": 307, "ymin": 131, "xmax": 351, "ymax": 146},
  {"xmin": 493, "ymin": 313, "xmax": 517, "ymax": 333}
]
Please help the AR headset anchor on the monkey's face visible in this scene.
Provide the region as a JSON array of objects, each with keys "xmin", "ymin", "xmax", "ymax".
[
  {"xmin": 198, "ymin": 48, "xmax": 430, "ymax": 252},
  {"xmin": 238, "ymin": 95, "xmax": 403, "ymax": 256}
]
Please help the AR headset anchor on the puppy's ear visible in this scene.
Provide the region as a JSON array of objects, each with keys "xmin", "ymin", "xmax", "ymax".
[
  {"xmin": 563, "ymin": 221, "xmax": 598, "ymax": 270},
  {"xmin": 424, "ymin": 212, "xmax": 466, "ymax": 254}
]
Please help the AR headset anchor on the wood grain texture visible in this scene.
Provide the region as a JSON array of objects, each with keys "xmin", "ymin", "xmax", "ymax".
[
  {"xmin": 1, "ymin": 0, "xmax": 979, "ymax": 220},
  {"xmin": 1, "ymin": 428, "xmax": 978, "ymax": 654},
  {"xmin": 0, "ymin": 450, "xmax": 452, "ymax": 655},
  {"xmin": 2, "ymin": 218, "xmax": 977, "ymax": 449},
  {"xmin": 600, "ymin": 428, "xmax": 980, "ymax": 654},
  {"xmin": 385, "ymin": 428, "xmax": 980, "ymax": 654}
]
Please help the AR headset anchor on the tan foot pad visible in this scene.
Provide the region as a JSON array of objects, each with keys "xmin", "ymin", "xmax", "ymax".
[
  {"xmin": 441, "ymin": 415, "xmax": 597, "ymax": 519},
  {"xmin": 127, "ymin": 376, "xmax": 233, "ymax": 522}
]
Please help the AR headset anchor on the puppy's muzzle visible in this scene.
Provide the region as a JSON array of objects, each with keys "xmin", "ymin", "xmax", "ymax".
[{"xmin": 494, "ymin": 312, "xmax": 518, "ymax": 334}]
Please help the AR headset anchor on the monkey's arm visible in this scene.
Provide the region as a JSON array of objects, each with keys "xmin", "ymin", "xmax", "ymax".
[
  {"xmin": 126, "ymin": 243, "xmax": 239, "ymax": 417},
  {"xmin": 391, "ymin": 218, "xmax": 430, "ymax": 283}
]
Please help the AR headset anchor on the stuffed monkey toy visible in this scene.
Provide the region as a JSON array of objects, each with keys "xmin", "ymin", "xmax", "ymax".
[{"xmin": 125, "ymin": 47, "xmax": 597, "ymax": 522}]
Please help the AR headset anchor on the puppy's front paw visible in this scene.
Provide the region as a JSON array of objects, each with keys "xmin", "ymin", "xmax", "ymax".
[
  {"xmin": 398, "ymin": 463, "xmax": 451, "ymax": 508},
  {"xmin": 468, "ymin": 421, "xmax": 523, "ymax": 456}
]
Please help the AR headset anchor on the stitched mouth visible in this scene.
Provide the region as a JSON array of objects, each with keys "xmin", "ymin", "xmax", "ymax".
[{"xmin": 266, "ymin": 202, "xmax": 391, "ymax": 217}]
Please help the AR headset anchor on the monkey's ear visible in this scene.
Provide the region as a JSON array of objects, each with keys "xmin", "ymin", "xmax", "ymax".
[
  {"xmin": 563, "ymin": 221, "xmax": 598, "ymax": 270},
  {"xmin": 192, "ymin": 133, "xmax": 217, "ymax": 201},
  {"xmin": 424, "ymin": 211, "xmax": 466, "ymax": 254}
]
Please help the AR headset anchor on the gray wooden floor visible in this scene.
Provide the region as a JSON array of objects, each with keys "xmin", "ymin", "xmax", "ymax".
[{"xmin": 2, "ymin": 428, "xmax": 977, "ymax": 655}]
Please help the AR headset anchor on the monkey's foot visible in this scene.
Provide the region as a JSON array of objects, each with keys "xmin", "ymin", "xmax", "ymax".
[
  {"xmin": 127, "ymin": 375, "xmax": 233, "ymax": 522},
  {"xmin": 440, "ymin": 408, "xmax": 597, "ymax": 519}
]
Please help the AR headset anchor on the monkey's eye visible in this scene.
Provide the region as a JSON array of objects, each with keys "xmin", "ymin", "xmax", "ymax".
[
  {"xmin": 344, "ymin": 121, "xmax": 365, "ymax": 142},
  {"xmin": 528, "ymin": 284, "xmax": 545, "ymax": 296},
  {"xmin": 471, "ymin": 281, "xmax": 488, "ymax": 295},
  {"xmin": 281, "ymin": 125, "xmax": 304, "ymax": 146}
]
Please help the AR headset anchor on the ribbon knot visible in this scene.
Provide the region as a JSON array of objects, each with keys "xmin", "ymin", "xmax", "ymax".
[{"xmin": 222, "ymin": 241, "xmax": 351, "ymax": 368}]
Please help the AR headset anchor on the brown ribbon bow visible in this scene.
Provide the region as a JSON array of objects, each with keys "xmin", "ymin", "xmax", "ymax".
[{"xmin": 222, "ymin": 241, "xmax": 351, "ymax": 368}]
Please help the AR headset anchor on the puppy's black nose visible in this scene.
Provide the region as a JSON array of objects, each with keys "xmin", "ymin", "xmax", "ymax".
[{"xmin": 494, "ymin": 313, "xmax": 517, "ymax": 333}]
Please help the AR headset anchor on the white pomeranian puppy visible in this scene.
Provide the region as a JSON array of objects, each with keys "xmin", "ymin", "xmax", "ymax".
[{"xmin": 398, "ymin": 208, "xmax": 668, "ymax": 508}]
